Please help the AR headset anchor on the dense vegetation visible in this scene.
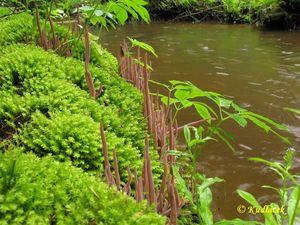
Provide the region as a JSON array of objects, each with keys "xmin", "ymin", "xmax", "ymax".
[
  {"xmin": 0, "ymin": 9, "xmax": 164, "ymax": 224},
  {"xmin": 0, "ymin": 150, "xmax": 165, "ymax": 224},
  {"xmin": 0, "ymin": 40, "xmax": 164, "ymax": 178},
  {"xmin": 0, "ymin": 0, "xmax": 299, "ymax": 224},
  {"xmin": 149, "ymin": 0, "xmax": 300, "ymax": 29}
]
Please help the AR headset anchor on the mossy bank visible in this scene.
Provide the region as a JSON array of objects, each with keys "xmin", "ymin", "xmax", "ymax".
[{"xmin": 0, "ymin": 12, "xmax": 164, "ymax": 224}]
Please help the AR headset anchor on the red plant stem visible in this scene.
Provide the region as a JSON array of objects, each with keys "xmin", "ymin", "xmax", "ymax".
[
  {"xmin": 84, "ymin": 28, "xmax": 96, "ymax": 98},
  {"xmin": 35, "ymin": 3, "xmax": 44, "ymax": 47},
  {"xmin": 157, "ymin": 153, "xmax": 168, "ymax": 213},
  {"xmin": 168, "ymin": 175, "xmax": 178, "ymax": 225},
  {"xmin": 169, "ymin": 109, "xmax": 175, "ymax": 165},
  {"xmin": 134, "ymin": 168, "xmax": 142, "ymax": 203},
  {"xmin": 175, "ymin": 118, "xmax": 209, "ymax": 133},
  {"xmin": 143, "ymin": 54, "xmax": 153, "ymax": 131},
  {"xmin": 100, "ymin": 123, "xmax": 114, "ymax": 186},
  {"xmin": 113, "ymin": 149, "xmax": 121, "ymax": 191},
  {"xmin": 123, "ymin": 167, "xmax": 132, "ymax": 195},
  {"xmin": 138, "ymin": 177, "xmax": 144, "ymax": 201},
  {"xmin": 142, "ymin": 148, "xmax": 149, "ymax": 194},
  {"xmin": 46, "ymin": 7, "xmax": 56, "ymax": 48},
  {"xmin": 145, "ymin": 135, "xmax": 157, "ymax": 206}
]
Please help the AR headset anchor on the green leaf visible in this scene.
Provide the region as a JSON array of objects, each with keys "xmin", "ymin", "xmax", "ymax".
[
  {"xmin": 191, "ymin": 126, "xmax": 200, "ymax": 140},
  {"xmin": 149, "ymin": 80, "xmax": 170, "ymax": 90},
  {"xmin": 284, "ymin": 148, "xmax": 294, "ymax": 171},
  {"xmin": 237, "ymin": 190, "xmax": 261, "ymax": 208},
  {"xmin": 90, "ymin": 16, "xmax": 98, "ymax": 25},
  {"xmin": 218, "ymin": 97, "xmax": 232, "ymax": 109},
  {"xmin": 184, "ymin": 126, "xmax": 191, "ymax": 144},
  {"xmin": 244, "ymin": 111, "xmax": 288, "ymax": 131},
  {"xmin": 288, "ymin": 186, "xmax": 300, "ymax": 225},
  {"xmin": 231, "ymin": 103, "xmax": 247, "ymax": 112},
  {"xmin": 174, "ymin": 89, "xmax": 190, "ymax": 101},
  {"xmin": 160, "ymin": 96, "xmax": 179, "ymax": 106},
  {"xmin": 269, "ymin": 203, "xmax": 282, "ymax": 225},
  {"xmin": 127, "ymin": 37, "xmax": 158, "ymax": 57},
  {"xmin": 173, "ymin": 165, "xmax": 193, "ymax": 203},
  {"xmin": 108, "ymin": 3, "xmax": 128, "ymax": 25},
  {"xmin": 194, "ymin": 104, "xmax": 211, "ymax": 124},
  {"xmin": 212, "ymin": 128, "xmax": 235, "ymax": 151},
  {"xmin": 262, "ymin": 185, "xmax": 281, "ymax": 195},
  {"xmin": 237, "ymin": 190, "xmax": 278, "ymax": 225},
  {"xmin": 284, "ymin": 107, "xmax": 300, "ymax": 116},
  {"xmin": 94, "ymin": 10, "xmax": 104, "ymax": 17},
  {"xmin": 169, "ymin": 80, "xmax": 189, "ymax": 86},
  {"xmin": 243, "ymin": 115, "xmax": 271, "ymax": 133},
  {"xmin": 196, "ymin": 175, "xmax": 223, "ymax": 225},
  {"xmin": 80, "ymin": 5, "xmax": 94, "ymax": 11},
  {"xmin": 230, "ymin": 114, "xmax": 247, "ymax": 128}
]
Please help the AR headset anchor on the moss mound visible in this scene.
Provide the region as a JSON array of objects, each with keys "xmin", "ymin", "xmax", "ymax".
[
  {"xmin": 0, "ymin": 12, "xmax": 118, "ymax": 71},
  {"xmin": 0, "ymin": 11, "xmax": 164, "ymax": 223},
  {"xmin": 0, "ymin": 151, "xmax": 165, "ymax": 225}
]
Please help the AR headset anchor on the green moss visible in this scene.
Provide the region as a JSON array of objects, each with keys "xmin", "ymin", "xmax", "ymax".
[
  {"xmin": 0, "ymin": 12, "xmax": 118, "ymax": 72},
  {"xmin": 0, "ymin": 150, "xmax": 166, "ymax": 225},
  {"xmin": 0, "ymin": 13, "xmax": 34, "ymax": 46},
  {"xmin": 0, "ymin": 7, "xmax": 12, "ymax": 17},
  {"xmin": 0, "ymin": 44, "xmax": 146, "ymax": 150},
  {"xmin": 0, "ymin": 44, "xmax": 162, "ymax": 180}
]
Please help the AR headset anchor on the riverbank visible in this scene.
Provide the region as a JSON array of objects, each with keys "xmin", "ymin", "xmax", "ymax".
[
  {"xmin": 0, "ymin": 12, "xmax": 165, "ymax": 224},
  {"xmin": 148, "ymin": 0, "xmax": 300, "ymax": 30},
  {"xmin": 1, "ymin": 3, "xmax": 299, "ymax": 224}
]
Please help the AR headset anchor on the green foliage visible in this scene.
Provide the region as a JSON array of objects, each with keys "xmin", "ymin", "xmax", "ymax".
[
  {"xmin": 0, "ymin": 13, "xmax": 34, "ymax": 46},
  {"xmin": 17, "ymin": 111, "xmax": 104, "ymax": 171},
  {"xmin": 80, "ymin": 0, "xmax": 150, "ymax": 27},
  {"xmin": 0, "ymin": 78, "xmax": 102, "ymax": 142},
  {"xmin": 0, "ymin": 44, "xmax": 143, "ymax": 141},
  {"xmin": 128, "ymin": 37, "xmax": 158, "ymax": 58},
  {"xmin": 195, "ymin": 174, "xmax": 223, "ymax": 225},
  {"xmin": 0, "ymin": 151, "xmax": 166, "ymax": 224},
  {"xmin": 157, "ymin": 79, "xmax": 289, "ymax": 224},
  {"xmin": 0, "ymin": 12, "xmax": 118, "ymax": 71},
  {"xmin": 150, "ymin": 0, "xmax": 283, "ymax": 23},
  {"xmin": 285, "ymin": 107, "xmax": 300, "ymax": 116},
  {"xmin": 221, "ymin": 0, "xmax": 282, "ymax": 21},
  {"xmin": 0, "ymin": 44, "xmax": 162, "ymax": 179},
  {"xmin": 15, "ymin": 111, "xmax": 143, "ymax": 174},
  {"xmin": 153, "ymin": 80, "xmax": 289, "ymax": 152},
  {"xmin": 155, "ymin": 0, "xmax": 199, "ymax": 10},
  {"xmin": 0, "ymin": 7, "xmax": 12, "ymax": 17},
  {"xmin": 238, "ymin": 149, "xmax": 300, "ymax": 225}
]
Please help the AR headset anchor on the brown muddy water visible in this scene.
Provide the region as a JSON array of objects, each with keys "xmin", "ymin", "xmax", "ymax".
[{"xmin": 99, "ymin": 23, "xmax": 300, "ymax": 222}]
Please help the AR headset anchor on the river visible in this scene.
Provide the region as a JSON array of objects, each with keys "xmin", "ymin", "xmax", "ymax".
[{"xmin": 100, "ymin": 23, "xmax": 300, "ymax": 221}]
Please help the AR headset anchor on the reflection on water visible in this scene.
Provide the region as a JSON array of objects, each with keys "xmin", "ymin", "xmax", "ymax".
[{"xmin": 99, "ymin": 23, "xmax": 300, "ymax": 221}]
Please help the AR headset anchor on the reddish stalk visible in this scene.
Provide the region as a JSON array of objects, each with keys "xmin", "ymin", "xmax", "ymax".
[
  {"xmin": 84, "ymin": 28, "xmax": 96, "ymax": 98},
  {"xmin": 134, "ymin": 168, "xmax": 143, "ymax": 203},
  {"xmin": 113, "ymin": 149, "xmax": 121, "ymax": 191},
  {"xmin": 118, "ymin": 41, "xmax": 184, "ymax": 222},
  {"xmin": 145, "ymin": 135, "xmax": 157, "ymax": 206},
  {"xmin": 46, "ymin": 7, "xmax": 56, "ymax": 48},
  {"xmin": 168, "ymin": 175, "xmax": 178, "ymax": 225},
  {"xmin": 123, "ymin": 167, "xmax": 132, "ymax": 195},
  {"xmin": 100, "ymin": 123, "xmax": 114, "ymax": 186},
  {"xmin": 35, "ymin": 3, "xmax": 45, "ymax": 48}
]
